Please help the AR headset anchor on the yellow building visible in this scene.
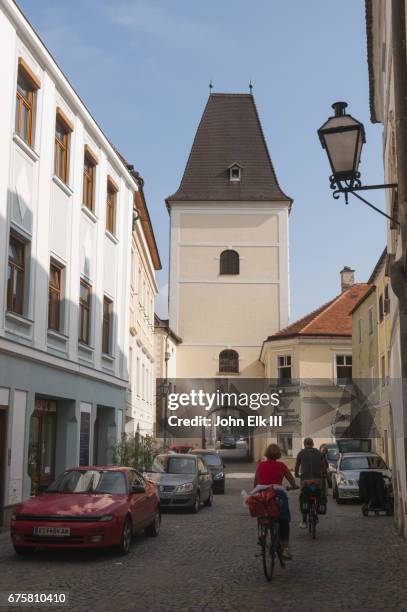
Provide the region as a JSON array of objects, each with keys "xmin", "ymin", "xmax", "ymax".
[
  {"xmin": 351, "ymin": 249, "xmax": 392, "ymax": 465},
  {"xmin": 260, "ymin": 271, "xmax": 370, "ymax": 458}
]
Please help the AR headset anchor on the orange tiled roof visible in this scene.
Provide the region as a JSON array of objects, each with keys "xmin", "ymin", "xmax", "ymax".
[{"xmin": 266, "ymin": 284, "xmax": 371, "ymax": 340}]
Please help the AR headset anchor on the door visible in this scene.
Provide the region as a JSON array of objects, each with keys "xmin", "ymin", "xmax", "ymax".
[
  {"xmin": 0, "ymin": 408, "xmax": 7, "ymax": 527},
  {"xmin": 127, "ymin": 470, "xmax": 149, "ymax": 530},
  {"xmin": 28, "ymin": 400, "xmax": 57, "ymax": 494},
  {"xmin": 277, "ymin": 433, "xmax": 293, "ymax": 457}
]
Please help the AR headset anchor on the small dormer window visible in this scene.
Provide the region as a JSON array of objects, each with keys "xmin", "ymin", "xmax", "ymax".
[{"xmin": 228, "ymin": 163, "xmax": 242, "ymax": 182}]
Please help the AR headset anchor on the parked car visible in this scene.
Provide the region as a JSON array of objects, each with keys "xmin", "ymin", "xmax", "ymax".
[
  {"xmin": 10, "ymin": 466, "xmax": 160, "ymax": 556},
  {"xmin": 190, "ymin": 450, "xmax": 225, "ymax": 494},
  {"xmin": 220, "ymin": 435, "xmax": 236, "ymax": 449},
  {"xmin": 145, "ymin": 453, "xmax": 213, "ymax": 512},
  {"xmin": 332, "ymin": 452, "xmax": 391, "ymax": 503},
  {"xmin": 167, "ymin": 444, "xmax": 194, "ymax": 454}
]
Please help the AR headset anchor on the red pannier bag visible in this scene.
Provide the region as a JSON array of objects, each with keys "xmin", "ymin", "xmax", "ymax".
[{"xmin": 246, "ymin": 486, "xmax": 281, "ymax": 518}]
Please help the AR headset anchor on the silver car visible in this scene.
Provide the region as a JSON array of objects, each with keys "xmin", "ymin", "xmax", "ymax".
[
  {"xmin": 332, "ymin": 452, "xmax": 391, "ymax": 503},
  {"xmin": 145, "ymin": 454, "xmax": 213, "ymax": 513}
]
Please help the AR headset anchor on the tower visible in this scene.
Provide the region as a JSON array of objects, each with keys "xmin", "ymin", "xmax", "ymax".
[{"xmin": 166, "ymin": 93, "xmax": 292, "ymax": 377}]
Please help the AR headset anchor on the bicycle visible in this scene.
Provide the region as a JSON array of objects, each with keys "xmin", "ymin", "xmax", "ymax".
[
  {"xmin": 257, "ymin": 515, "xmax": 285, "ymax": 581},
  {"xmin": 302, "ymin": 480, "xmax": 321, "ymax": 540},
  {"xmin": 254, "ymin": 485, "xmax": 296, "ymax": 581}
]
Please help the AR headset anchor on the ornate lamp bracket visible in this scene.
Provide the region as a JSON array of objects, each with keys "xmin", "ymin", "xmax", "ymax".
[{"xmin": 329, "ymin": 175, "xmax": 399, "ymax": 224}]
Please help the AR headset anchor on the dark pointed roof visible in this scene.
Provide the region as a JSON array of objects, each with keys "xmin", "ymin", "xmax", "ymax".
[{"xmin": 166, "ymin": 93, "xmax": 292, "ymax": 205}]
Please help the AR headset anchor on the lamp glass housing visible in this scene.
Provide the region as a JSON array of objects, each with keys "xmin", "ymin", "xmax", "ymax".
[{"xmin": 318, "ymin": 102, "xmax": 366, "ymax": 181}]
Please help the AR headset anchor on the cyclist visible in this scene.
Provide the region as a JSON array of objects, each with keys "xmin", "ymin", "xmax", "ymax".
[
  {"xmin": 254, "ymin": 443, "xmax": 298, "ymax": 560},
  {"xmin": 320, "ymin": 444, "xmax": 332, "ymax": 488},
  {"xmin": 294, "ymin": 438, "xmax": 327, "ymax": 528}
]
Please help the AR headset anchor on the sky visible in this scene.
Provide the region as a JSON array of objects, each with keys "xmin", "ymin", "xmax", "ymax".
[{"xmin": 18, "ymin": 0, "xmax": 387, "ymax": 322}]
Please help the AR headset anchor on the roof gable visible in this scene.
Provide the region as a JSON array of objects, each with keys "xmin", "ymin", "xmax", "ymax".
[
  {"xmin": 167, "ymin": 93, "xmax": 292, "ymax": 204},
  {"xmin": 266, "ymin": 284, "xmax": 371, "ymax": 340}
]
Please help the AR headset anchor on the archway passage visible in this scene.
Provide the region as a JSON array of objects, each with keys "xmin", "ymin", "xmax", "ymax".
[{"xmin": 205, "ymin": 405, "xmax": 253, "ymax": 463}]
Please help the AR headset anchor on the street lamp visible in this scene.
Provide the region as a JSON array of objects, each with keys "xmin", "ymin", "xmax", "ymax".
[{"xmin": 318, "ymin": 101, "xmax": 398, "ymax": 224}]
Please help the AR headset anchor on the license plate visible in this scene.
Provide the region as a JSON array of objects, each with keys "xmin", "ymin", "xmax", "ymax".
[{"xmin": 33, "ymin": 526, "xmax": 70, "ymax": 537}]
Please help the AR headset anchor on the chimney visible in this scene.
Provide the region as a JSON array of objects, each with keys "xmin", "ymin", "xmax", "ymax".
[{"xmin": 340, "ymin": 266, "xmax": 355, "ymax": 292}]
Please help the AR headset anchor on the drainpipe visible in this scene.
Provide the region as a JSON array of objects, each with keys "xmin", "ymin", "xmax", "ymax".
[
  {"xmin": 163, "ymin": 333, "xmax": 170, "ymax": 448},
  {"xmin": 389, "ymin": 0, "xmax": 407, "ymax": 534}
]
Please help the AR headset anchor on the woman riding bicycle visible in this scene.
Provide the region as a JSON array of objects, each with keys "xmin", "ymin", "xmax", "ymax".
[{"xmin": 254, "ymin": 443, "xmax": 298, "ymax": 560}]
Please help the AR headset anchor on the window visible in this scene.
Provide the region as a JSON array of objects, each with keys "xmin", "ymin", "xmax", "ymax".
[
  {"xmin": 102, "ymin": 296, "xmax": 113, "ymax": 354},
  {"xmin": 48, "ymin": 262, "xmax": 62, "ymax": 331},
  {"xmin": 368, "ymin": 307, "xmax": 374, "ymax": 335},
  {"xmin": 384, "ymin": 284, "xmax": 390, "ymax": 314},
  {"xmin": 79, "ymin": 280, "xmax": 91, "ymax": 344},
  {"xmin": 7, "ymin": 234, "xmax": 25, "ymax": 315},
  {"xmin": 379, "ymin": 294, "xmax": 384, "ymax": 323},
  {"xmin": 15, "ymin": 58, "xmax": 40, "ymax": 146},
  {"xmin": 229, "ymin": 164, "xmax": 242, "ymax": 182},
  {"xmin": 83, "ymin": 148, "xmax": 97, "ymax": 211},
  {"xmin": 106, "ymin": 176, "xmax": 118, "ymax": 235},
  {"xmin": 220, "ymin": 250, "xmax": 239, "ymax": 275},
  {"xmin": 381, "ymin": 355, "xmax": 386, "ymax": 386},
  {"xmin": 130, "ymin": 250, "xmax": 135, "ymax": 291},
  {"xmin": 357, "ymin": 319, "xmax": 362, "ymax": 344},
  {"xmin": 136, "ymin": 357, "xmax": 140, "ymax": 396},
  {"xmin": 336, "ymin": 355, "xmax": 352, "ymax": 385},
  {"xmin": 219, "ymin": 350, "xmax": 239, "ymax": 373},
  {"xmin": 54, "ymin": 108, "xmax": 73, "ymax": 184},
  {"xmin": 278, "ymin": 355, "xmax": 292, "ymax": 384}
]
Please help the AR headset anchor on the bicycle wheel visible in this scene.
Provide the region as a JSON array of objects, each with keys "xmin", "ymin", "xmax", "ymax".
[
  {"xmin": 261, "ymin": 522, "xmax": 275, "ymax": 581},
  {"xmin": 312, "ymin": 501, "xmax": 317, "ymax": 539}
]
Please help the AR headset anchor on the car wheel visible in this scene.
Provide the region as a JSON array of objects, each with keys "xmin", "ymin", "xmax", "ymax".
[
  {"xmin": 191, "ymin": 492, "xmax": 200, "ymax": 513},
  {"xmin": 145, "ymin": 509, "xmax": 161, "ymax": 537},
  {"xmin": 116, "ymin": 516, "xmax": 132, "ymax": 555},
  {"xmin": 14, "ymin": 546, "xmax": 35, "ymax": 556},
  {"xmin": 204, "ymin": 488, "xmax": 213, "ymax": 507}
]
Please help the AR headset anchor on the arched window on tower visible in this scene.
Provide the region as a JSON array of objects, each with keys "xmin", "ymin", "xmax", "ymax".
[
  {"xmin": 220, "ymin": 250, "xmax": 239, "ymax": 275},
  {"xmin": 219, "ymin": 350, "xmax": 239, "ymax": 374}
]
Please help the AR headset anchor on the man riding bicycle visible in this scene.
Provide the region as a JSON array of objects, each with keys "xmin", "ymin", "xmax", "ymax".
[{"xmin": 294, "ymin": 437, "xmax": 327, "ymax": 529}]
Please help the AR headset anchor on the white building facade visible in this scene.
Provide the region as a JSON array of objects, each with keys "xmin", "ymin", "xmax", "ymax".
[
  {"xmin": 0, "ymin": 0, "xmax": 159, "ymax": 526},
  {"xmin": 127, "ymin": 191, "xmax": 161, "ymax": 436}
]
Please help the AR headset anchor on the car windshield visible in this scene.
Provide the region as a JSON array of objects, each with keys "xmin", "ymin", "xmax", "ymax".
[
  {"xmin": 341, "ymin": 456, "xmax": 388, "ymax": 471},
  {"xmin": 223, "ymin": 437, "xmax": 234, "ymax": 442},
  {"xmin": 167, "ymin": 457, "xmax": 197, "ymax": 474},
  {"xmin": 201, "ymin": 454, "xmax": 222, "ymax": 467},
  {"xmin": 47, "ymin": 470, "xmax": 127, "ymax": 494}
]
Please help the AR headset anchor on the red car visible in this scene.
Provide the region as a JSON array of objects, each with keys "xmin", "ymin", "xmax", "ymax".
[
  {"xmin": 167, "ymin": 445, "xmax": 193, "ymax": 454},
  {"xmin": 11, "ymin": 466, "xmax": 161, "ymax": 556}
]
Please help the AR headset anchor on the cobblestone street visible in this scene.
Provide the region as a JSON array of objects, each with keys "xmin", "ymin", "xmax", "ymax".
[{"xmin": 1, "ymin": 462, "xmax": 407, "ymax": 612}]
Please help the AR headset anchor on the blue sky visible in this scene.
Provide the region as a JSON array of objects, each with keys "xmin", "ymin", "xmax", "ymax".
[{"xmin": 18, "ymin": 0, "xmax": 387, "ymax": 322}]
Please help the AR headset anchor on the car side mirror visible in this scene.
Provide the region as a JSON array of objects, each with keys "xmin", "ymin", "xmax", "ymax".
[{"xmin": 131, "ymin": 484, "xmax": 146, "ymax": 494}]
